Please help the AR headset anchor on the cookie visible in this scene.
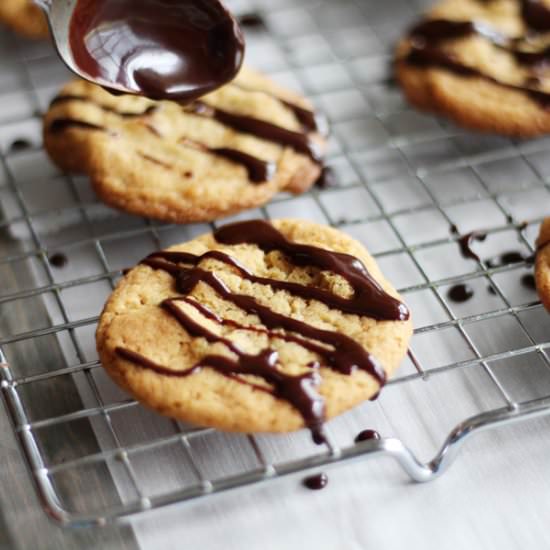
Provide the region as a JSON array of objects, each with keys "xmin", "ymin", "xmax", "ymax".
[
  {"xmin": 96, "ymin": 219, "xmax": 412, "ymax": 439},
  {"xmin": 0, "ymin": 0, "xmax": 49, "ymax": 39},
  {"xmin": 536, "ymin": 218, "xmax": 550, "ymax": 312},
  {"xmin": 43, "ymin": 67, "xmax": 328, "ymax": 223},
  {"xmin": 396, "ymin": 0, "xmax": 550, "ymax": 137}
]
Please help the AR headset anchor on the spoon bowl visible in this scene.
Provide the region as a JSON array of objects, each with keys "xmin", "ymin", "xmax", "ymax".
[{"xmin": 34, "ymin": 0, "xmax": 245, "ymax": 102}]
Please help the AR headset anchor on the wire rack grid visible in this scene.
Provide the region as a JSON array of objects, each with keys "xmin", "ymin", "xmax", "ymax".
[{"xmin": 2, "ymin": 0, "xmax": 550, "ymax": 528}]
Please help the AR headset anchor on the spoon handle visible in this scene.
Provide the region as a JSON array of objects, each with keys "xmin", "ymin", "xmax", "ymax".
[{"xmin": 33, "ymin": 0, "xmax": 52, "ymax": 11}]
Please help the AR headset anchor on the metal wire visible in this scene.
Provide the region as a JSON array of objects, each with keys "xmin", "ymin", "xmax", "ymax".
[{"xmin": 1, "ymin": 0, "xmax": 550, "ymax": 528}]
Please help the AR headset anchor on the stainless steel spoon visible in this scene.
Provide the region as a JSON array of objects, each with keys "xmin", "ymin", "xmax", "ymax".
[{"xmin": 33, "ymin": 0, "xmax": 245, "ymax": 101}]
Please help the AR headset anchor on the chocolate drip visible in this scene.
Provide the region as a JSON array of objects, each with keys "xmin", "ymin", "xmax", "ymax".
[
  {"xmin": 118, "ymin": 221, "xmax": 409, "ymax": 439},
  {"xmin": 69, "ymin": 0, "xmax": 245, "ymax": 102},
  {"xmin": 238, "ymin": 13, "xmax": 266, "ymax": 28},
  {"xmin": 355, "ymin": 429, "xmax": 381, "ymax": 443},
  {"xmin": 303, "ymin": 473, "xmax": 328, "ymax": 490},
  {"xmin": 48, "ymin": 253, "xmax": 68, "ymax": 268},
  {"xmin": 521, "ymin": 273, "xmax": 537, "ymax": 290},
  {"xmin": 451, "ymin": 227, "xmax": 487, "ymax": 262},
  {"xmin": 214, "ymin": 220, "xmax": 409, "ymax": 321},
  {"xmin": 210, "ymin": 148, "xmax": 276, "ymax": 183},
  {"xmin": 281, "ymin": 100, "xmax": 329, "ymax": 136},
  {"xmin": 189, "ymin": 102, "xmax": 323, "ymax": 162},
  {"xmin": 448, "ymin": 284, "xmax": 474, "ymax": 303},
  {"xmin": 9, "ymin": 139, "xmax": 32, "ymax": 152},
  {"xmin": 161, "ymin": 299, "xmax": 327, "ymax": 439},
  {"xmin": 486, "ymin": 251, "xmax": 528, "ymax": 268},
  {"xmin": 49, "ymin": 118, "xmax": 108, "ymax": 134}
]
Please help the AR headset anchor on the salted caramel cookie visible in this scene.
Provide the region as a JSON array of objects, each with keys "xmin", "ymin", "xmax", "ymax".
[
  {"xmin": 96, "ymin": 219, "xmax": 412, "ymax": 439},
  {"xmin": 0, "ymin": 0, "xmax": 49, "ymax": 39},
  {"xmin": 43, "ymin": 67, "xmax": 327, "ymax": 223},
  {"xmin": 396, "ymin": 0, "xmax": 550, "ymax": 136},
  {"xmin": 536, "ymin": 218, "xmax": 550, "ymax": 312}
]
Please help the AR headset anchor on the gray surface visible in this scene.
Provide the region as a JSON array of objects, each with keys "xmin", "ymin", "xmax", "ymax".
[{"xmin": 1, "ymin": 0, "xmax": 550, "ymax": 547}]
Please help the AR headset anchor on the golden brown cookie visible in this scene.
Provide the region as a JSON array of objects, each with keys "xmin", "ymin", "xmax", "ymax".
[
  {"xmin": 0, "ymin": 0, "xmax": 49, "ymax": 39},
  {"xmin": 43, "ymin": 67, "xmax": 327, "ymax": 223},
  {"xmin": 96, "ymin": 219, "xmax": 412, "ymax": 438},
  {"xmin": 396, "ymin": 0, "xmax": 550, "ymax": 137},
  {"xmin": 536, "ymin": 218, "xmax": 550, "ymax": 312}
]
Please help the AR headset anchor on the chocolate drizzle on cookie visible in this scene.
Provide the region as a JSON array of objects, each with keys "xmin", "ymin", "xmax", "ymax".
[
  {"xmin": 188, "ymin": 102, "xmax": 323, "ymax": 162},
  {"xmin": 116, "ymin": 220, "xmax": 409, "ymax": 442},
  {"xmin": 47, "ymin": 89, "xmax": 324, "ymax": 183},
  {"xmin": 403, "ymin": 1, "xmax": 550, "ymax": 108},
  {"xmin": 49, "ymin": 118, "xmax": 108, "ymax": 134}
]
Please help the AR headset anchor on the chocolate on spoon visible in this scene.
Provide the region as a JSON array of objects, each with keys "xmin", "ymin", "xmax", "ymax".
[{"xmin": 35, "ymin": 0, "xmax": 245, "ymax": 102}]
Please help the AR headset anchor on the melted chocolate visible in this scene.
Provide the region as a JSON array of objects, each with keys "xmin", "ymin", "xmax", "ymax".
[
  {"xmin": 238, "ymin": 13, "xmax": 266, "ymax": 28},
  {"xmin": 354, "ymin": 429, "xmax": 381, "ymax": 443},
  {"xmin": 521, "ymin": 0, "xmax": 550, "ymax": 31},
  {"xmin": 486, "ymin": 251, "xmax": 530, "ymax": 268},
  {"xmin": 406, "ymin": 46, "xmax": 550, "ymax": 108},
  {"xmin": 49, "ymin": 118, "xmax": 108, "ymax": 134},
  {"xmin": 9, "ymin": 139, "xmax": 32, "ymax": 152},
  {"xmin": 117, "ymin": 220, "xmax": 409, "ymax": 441},
  {"xmin": 281, "ymin": 100, "xmax": 329, "ymax": 136},
  {"xmin": 49, "ymin": 93, "xmax": 322, "ymax": 180},
  {"xmin": 69, "ymin": 0, "xmax": 245, "ymax": 102},
  {"xmin": 214, "ymin": 221, "xmax": 409, "ymax": 321},
  {"xmin": 210, "ymin": 148, "xmax": 276, "ymax": 183},
  {"xmin": 521, "ymin": 273, "xmax": 537, "ymax": 290},
  {"xmin": 451, "ymin": 227, "xmax": 487, "ymax": 262},
  {"xmin": 448, "ymin": 284, "xmax": 475, "ymax": 303},
  {"xmin": 404, "ymin": 7, "xmax": 550, "ymax": 108},
  {"xmin": 189, "ymin": 102, "xmax": 323, "ymax": 161},
  {"xmin": 410, "ymin": 18, "xmax": 550, "ymax": 68},
  {"xmin": 48, "ymin": 253, "xmax": 68, "ymax": 268},
  {"xmin": 303, "ymin": 473, "xmax": 328, "ymax": 490}
]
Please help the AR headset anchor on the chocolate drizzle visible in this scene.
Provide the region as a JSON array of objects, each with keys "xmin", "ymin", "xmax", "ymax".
[
  {"xmin": 209, "ymin": 148, "xmax": 275, "ymax": 183},
  {"xmin": 116, "ymin": 220, "xmax": 409, "ymax": 441},
  {"xmin": 49, "ymin": 91, "xmax": 325, "ymax": 182},
  {"xmin": 49, "ymin": 118, "xmax": 108, "ymax": 134},
  {"xmin": 189, "ymin": 102, "xmax": 323, "ymax": 162},
  {"xmin": 451, "ymin": 226, "xmax": 487, "ymax": 262},
  {"xmin": 214, "ymin": 221, "xmax": 409, "ymax": 321},
  {"xmin": 403, "ymin": 2, "xmax": 550, "ymax": 108}
]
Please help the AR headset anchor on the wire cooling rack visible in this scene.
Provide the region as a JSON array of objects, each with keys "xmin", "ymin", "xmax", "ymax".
[{"xmin": 2, "ymin": 0, "xmax": 550, "ymax": 528}]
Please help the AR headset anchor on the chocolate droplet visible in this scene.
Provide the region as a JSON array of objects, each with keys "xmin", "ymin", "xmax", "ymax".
[
  {"xmin": 355, "ymin": 429, "xmax": 381, "ymax": 443},
  {"xmin": 303, "ymin": 473, "xmax": 328, "ymax": 491}
]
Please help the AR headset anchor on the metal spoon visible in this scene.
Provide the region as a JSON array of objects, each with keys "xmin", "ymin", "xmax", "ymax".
[{"xmin": 33, "ymin": 0, "xmax": 245, "ymax": 101}]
